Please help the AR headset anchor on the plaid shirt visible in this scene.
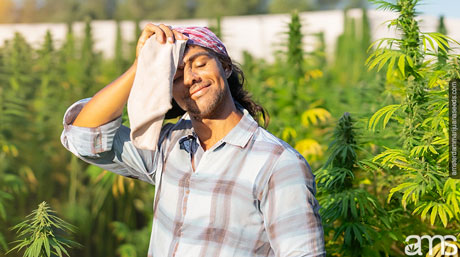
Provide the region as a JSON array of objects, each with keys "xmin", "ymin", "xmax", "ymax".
[{"xmin": 61, "ymin": 98, "xmax": 326, "ymax": 257}]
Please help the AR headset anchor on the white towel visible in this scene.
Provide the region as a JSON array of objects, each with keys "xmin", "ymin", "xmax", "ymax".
[{"xmin": 128, "ymin": 35, "xmax": 187, "ymax": 150}]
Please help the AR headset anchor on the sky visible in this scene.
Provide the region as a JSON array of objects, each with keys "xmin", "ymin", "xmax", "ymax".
[
  {"xmin": 11, "ymin": 0, "xmax": 460, "ymax": 19},
  {"xmin": 370, "ymin": 0, "xmax": 460, "ymax": 18},
  {"xmin": 417, "ymin": 0, "xmax": 460, "ymax": 18}
]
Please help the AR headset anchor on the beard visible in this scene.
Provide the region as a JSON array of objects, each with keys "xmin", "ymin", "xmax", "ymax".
[{"xmin": 183, "ymin": 85, "xmax": 226, "ymax": 119}]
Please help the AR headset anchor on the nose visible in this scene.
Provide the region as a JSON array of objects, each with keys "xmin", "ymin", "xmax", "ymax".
[{"xmin": 183, "ymin": 67, "xmax": 201, "ymax": 87}]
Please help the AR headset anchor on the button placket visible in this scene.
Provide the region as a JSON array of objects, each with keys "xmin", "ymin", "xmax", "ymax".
[
  {"xmin": 192, "ymin": 139, "xmax": 224, "ymax": 174},
  {"xmin": 181, "ymin": 176, "xmax": 191, "ymax": 217}
]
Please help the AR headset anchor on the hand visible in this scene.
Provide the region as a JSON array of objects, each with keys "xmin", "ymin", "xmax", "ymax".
[{"xmin": 135, "ymin": 23, "xmax": 188, "ymax": 59}]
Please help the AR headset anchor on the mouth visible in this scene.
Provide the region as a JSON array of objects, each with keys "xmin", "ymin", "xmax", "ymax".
[{"xmin": 190, "ymin": 83, "xmax": 211, "ymax": 96}]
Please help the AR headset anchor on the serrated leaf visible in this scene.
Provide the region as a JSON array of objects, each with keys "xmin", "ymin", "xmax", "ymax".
[
  {"xmin": 425, "ymin": 35, "xmax": 436, "ymax": 52},
  {"xmin": 406, "ymin": 55, "xmax": 414, "ymax": 68},
  {"xmin": 386, "ymin": 55, "xmax": 397, "ymax": 79},
  {"xmin": 44, "ymin": 237, "xmax": 50, "ymax": 257},
  {"xmin": 430, "ymin": 205, "xmax": 438, "ymax": 225},
  {"xmin": 369, "ymin": 104, "xmax": 400, "ymax": 131},
  {"xmin": 428, "ymin": 145, "xmax": 438, "ymax": 155},
  {"xmin": 402, "ymin": 186, "xmax": 417, "ymax": 210},
  {"xmin": 421, "ymin": 202, "xmax": 433, "ymax": 221},
  {"xmin": 398, "ymin": 54, "xmax": 405, "ymax": 77},
  {"xmin": 377, "ymin": 52, "xmax": 393, "ymax": 71},
  {"xmin": 352, "ymin": 225, "xmax": 363, "ymax": 245},
  {"xmin": 423, "ymin": 36, "xmax": 427, "ymax": 52},
  {"xmin": 368, "ymin": 51, "xmax": 389, "ymax": 71},
  {"xmin": 438, "ymin": 206, "xmax": 448, "ymax": 227},
  {"xmin": 413, "ymin": 203, "xmax": 427, "ymax": 214}
]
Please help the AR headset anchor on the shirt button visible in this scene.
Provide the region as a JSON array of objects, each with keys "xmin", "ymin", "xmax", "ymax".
[{"xmin": 185, "ymin": 189, "xmax": 190, "ymax": 194}]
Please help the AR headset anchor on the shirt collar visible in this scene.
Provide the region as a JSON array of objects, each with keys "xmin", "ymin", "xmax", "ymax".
[{"xmin": 179, "ymin": 101, "xmax": 259, "ymax": 149}]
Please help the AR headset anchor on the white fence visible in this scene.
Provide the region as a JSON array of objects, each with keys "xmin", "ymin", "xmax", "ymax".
[{"xmin": 0, "ymin": 9, "xmax": 459, "ymax": 62}]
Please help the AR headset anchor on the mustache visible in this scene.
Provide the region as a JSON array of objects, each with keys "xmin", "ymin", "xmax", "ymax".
[{"xmin": 189, "ymin": 82, "xmax": 211, "ymax": 95}]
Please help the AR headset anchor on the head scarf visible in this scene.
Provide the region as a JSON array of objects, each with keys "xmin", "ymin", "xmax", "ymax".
[{"xmin": 173, "ymin": 26, "xmax": 229, "ymax": 58}]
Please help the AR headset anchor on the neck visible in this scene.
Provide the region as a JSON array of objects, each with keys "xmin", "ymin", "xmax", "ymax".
[{"xmin": 190, "ymin": 100, "xmax": 243, "ymax": 151}]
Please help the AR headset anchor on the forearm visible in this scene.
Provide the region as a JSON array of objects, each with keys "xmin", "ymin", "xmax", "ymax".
[
  {"xmin": 60, "ymin": 98, "xmax": 158, "ymax": 185},
  {"xmin": 72, "ymin": 60, "xmax": 137, "ymax": 128}
]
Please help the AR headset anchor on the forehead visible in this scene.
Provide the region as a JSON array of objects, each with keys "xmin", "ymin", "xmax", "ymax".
[
  {"xmin": 184, "ymin": 44, "xmax": 209, "ymax": 56},
  {"xmin": 180, "ymin": 45, "xmax": 214, "ymax": 64}
]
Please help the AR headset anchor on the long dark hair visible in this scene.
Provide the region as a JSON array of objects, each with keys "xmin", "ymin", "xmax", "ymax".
[{"xmin": 215, "ymin": 52, "xmax": 270, "ymax": 128}]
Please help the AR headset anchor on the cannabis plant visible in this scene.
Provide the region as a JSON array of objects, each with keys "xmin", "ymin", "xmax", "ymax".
[
  {"xmin": 366, "ymin": 0, "xmax": 460, "ymax": 234},
  {"xmin": 0, "ymin": 32, "xmax": 33, "ymax": 252},
  {"xmin": 8, "ymin": 201, "xmax": 79, "ymax": 257},
  {"xmin": 80, "ymin": 17, "xmax": 100, "ymax": 94},
  {"xmin": 239, "ymin": 11, "xmax": 332, "ymax": 168},
  {"xmin": 315, "ymin": 113, "xmax": 390, "ymax": 257},
  {"xmin": 0, "ymin": 19, "xmax": 157, "ymax": 257}
]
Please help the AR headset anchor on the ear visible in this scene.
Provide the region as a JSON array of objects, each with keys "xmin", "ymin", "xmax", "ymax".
[
  {"xmin": 220, "ymin": 61, "xmax": 232, "ymax": 79},
  {"xmin": 217, "ymin": 57, "xmax": 232, "ymax": 79},
  {"xmin": 224, "ymin": 68, "xmax": 232, "ymax": 79}
]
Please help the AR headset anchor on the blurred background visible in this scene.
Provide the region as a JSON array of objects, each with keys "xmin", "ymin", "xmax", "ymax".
[
  {"xmin": 1, "ymin": 0, "xmax": 459, "ymax": 22},
  {"xmin": 1, "ymin": 0, "xmax": 459, "ymax": 256}
]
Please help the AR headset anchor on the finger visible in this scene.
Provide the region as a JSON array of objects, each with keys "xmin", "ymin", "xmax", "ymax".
[
  {"xmin": 138, "ymin": 23, "xmax": 157, "ymax": 45},
  {"xmin": 172, "ymin": 30, "xmax": 188, "ymax": 41},
  {"xmin": 159, "ymin": 24, "xmax": 174, "ymax": 43},
  {"xmin": 146, "ymin": 23, "xmax": 168, "ymax": 43},
  {"xmin": 136, "ymin": 24, "xmax": 163, "ymax": 57},
  {"xmin": 142, "ymin": 23, "xmax": 158, "ymax": 38},
  {"xmin": 140, "ymin": 23, "xmax": 164, "ymax": 44}
]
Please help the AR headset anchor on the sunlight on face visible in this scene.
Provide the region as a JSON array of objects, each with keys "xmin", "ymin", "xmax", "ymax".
[{"xmin": 172, "ymin": 45, "xmax": 230, "ymax": 119}]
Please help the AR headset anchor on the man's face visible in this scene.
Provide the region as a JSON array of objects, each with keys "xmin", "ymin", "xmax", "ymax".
[{"xmin": 172, "ymin": 45, "xmax": 231, "ymax": 119}]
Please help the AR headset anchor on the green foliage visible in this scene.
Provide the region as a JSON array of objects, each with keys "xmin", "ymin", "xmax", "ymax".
[
  {"xmin": 328, "ymin": 9, "xmax": 382, "ymax": 117},
  {"xmin": 0, "ymin": 0, "xmax": 374, "ymax": 22},
  {"xmin": 367, "ymin": 0, "xmax": 460, "ymax": 240},
  {"xmin": 208, "ymin": 17, "xmax": 222, "ymax": 40},
  {"xmin": 80, "ymin": 17, "xmax": 99, "ymax": 94},
  {"xmin": 316, "ymin": 113, "xmax": 390, "ymax": 256},
  {"xmin": 1, "ymin": 4, "xmax": 457, "ymax": 256},
  {"xmin": 0, "ymin": 19, "xmax": 153, "ymax": 257},
  {"xmin": 8, "ymin": 202, "xmax": 79, "ymax": 257},
  {"xmin": 268, "ymin": 0, "xmax": 314, "ymax": 14},
  {"xmin": 195, "ymin": 0, "xmax": 261, "ymax": 18},
  {"xmin": 287, "ymin": 11, "xmax": 305, "ymax": 79},
  {"xmin": 0, "ymin": 32, "xmax": 35, "ymax": 253},
  {"xmin": 437, "ymin": 16, "xmax": 449, "ymax": 65},
  {"xmin": 114, "ymin": 20, "xmax": 126, "ymax": 75},
  {"xmin": 111, "ymin": 221, "xmax": 151, "ymax": 257}
]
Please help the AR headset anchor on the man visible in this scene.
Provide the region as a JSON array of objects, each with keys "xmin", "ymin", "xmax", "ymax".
[{"xmin": 61, "ymin": 24, "xmax": 326, "ymax": 257}]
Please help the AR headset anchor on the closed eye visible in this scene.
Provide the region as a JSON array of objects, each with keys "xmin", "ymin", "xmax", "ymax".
[
  {"xmin": 195, "ymin": 62, "xmax": 206, "ymax": 68},
  {"xmin": 193, "ymin": 55, "xmax": 210, "ymax": 68}
]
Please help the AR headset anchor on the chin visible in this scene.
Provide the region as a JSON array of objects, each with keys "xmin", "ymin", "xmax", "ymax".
[
  {"xmin": 187, "ymin": 105, "xmax": 217, "ymax": 119},
  {"xmin": 187, "ymin": 97, "xmax": 224, "ymax": 119},
  {"xmin": 183, "ymin": 85, "xmax": 228, "ymax": 119}
]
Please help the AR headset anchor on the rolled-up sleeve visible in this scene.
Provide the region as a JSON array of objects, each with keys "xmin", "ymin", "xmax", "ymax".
[
  {"xmin": 60, "ymin": 98, "xmax": 166, "ymax": 185},
  {"xmin": 260, "ymin": 149, "xmax": 326, "ymax": 257}
]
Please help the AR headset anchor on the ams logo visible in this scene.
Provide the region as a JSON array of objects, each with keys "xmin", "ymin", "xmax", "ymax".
[{"xmin": 405, "ymin": 235, "xmax": 458, "ymax": 256}]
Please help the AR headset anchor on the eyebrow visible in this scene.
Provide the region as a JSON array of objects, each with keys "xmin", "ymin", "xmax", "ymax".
[
  {"xmin": 180, "ymin": 52, "xmax": 213, "ymax": 67},
  {"xmin": 174, "ymin": 52, "xmax": 213, "ymax": 80}
]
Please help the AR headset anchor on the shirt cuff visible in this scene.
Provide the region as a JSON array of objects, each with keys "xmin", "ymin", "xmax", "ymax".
[{"xmin": 61, "ymin": 98, "xmax": 123, "ymax": 157}]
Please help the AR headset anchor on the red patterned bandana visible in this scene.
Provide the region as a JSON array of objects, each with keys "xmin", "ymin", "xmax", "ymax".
[{"xmin": 173, "ymin": 26, "xmax": 229, "ymax": 58}]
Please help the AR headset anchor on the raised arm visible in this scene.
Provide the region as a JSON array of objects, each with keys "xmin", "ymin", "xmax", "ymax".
[
  {"xmin": 72, "ymin": 24, "xmax": 187, "ymax": 128},
  {"xmin": 61, "ymin": 24, "xmax": 187, "ymax": 185}
]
